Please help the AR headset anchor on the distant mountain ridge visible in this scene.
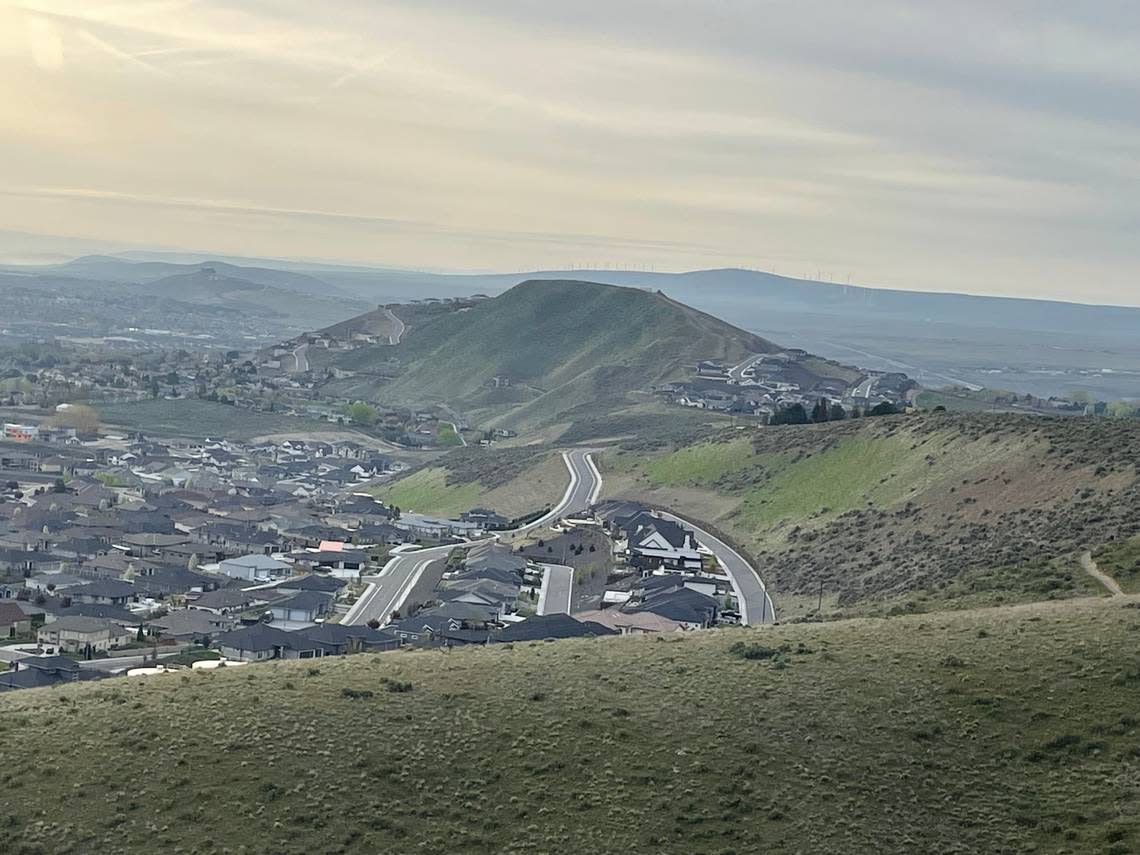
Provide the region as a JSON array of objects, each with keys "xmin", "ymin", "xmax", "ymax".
[{"xmin": 7, "ymin": 253, "xmax": 1140, "ymax": 397}]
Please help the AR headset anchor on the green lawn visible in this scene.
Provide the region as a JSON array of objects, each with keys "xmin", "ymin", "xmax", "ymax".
[{"xmin": 0, "ymin": 596, "xmax": 1137, "ymax": 854}]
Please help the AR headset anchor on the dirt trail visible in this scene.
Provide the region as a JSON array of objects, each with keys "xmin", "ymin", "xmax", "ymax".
[{"xmin": 1080, "ymin": 551, "xmax": 1124, "ymax": 596}]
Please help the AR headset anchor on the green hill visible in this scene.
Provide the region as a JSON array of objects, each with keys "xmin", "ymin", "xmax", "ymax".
[
  {"xmin": 601, "ymin": 411, "xmax": 1140, "ymax": 617},
  {"xmin": 327, "ymin": 280, "xmax": 789, "ymax": 429},
  {"xmin": 1, "ymin": 596, "xmax": 1137, "ymax": 854}
]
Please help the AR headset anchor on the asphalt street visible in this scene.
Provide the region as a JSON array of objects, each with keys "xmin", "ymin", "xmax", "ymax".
[
  {"xmin": 536, "ymin": 564, "xmax": 574, "ymax": 615},
  {"xmin": 657, "ymin": 510, "xmax": 774, "ymax": 625},
  {"xmin": 346, "ymin": 449, "xmax": 602, "ymax": 627}
]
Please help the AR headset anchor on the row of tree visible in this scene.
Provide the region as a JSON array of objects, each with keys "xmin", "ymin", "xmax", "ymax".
[{"xmin": 770, "ymin": 399, "xmax": 898, "ymax": 426}]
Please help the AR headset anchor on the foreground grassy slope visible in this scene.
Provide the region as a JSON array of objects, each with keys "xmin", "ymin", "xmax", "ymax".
[
  {"xmin": 330, "ymin": 280, "xmax": 780, "ymax": 428},
  {"xmin": 603, "ymin": 412, "xmax": 1140, "ymax": 616},
  {"xmin": 1, "ymin": 597, "xmax": 1138, "ymax": 854}
]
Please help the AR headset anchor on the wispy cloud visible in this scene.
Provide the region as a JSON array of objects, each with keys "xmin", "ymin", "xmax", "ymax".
[{"xmin": 1, "ymin": 0, "xmax": 1138, "ymax": 303}]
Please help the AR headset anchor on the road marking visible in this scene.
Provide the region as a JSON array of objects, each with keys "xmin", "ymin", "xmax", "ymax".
[{"xmin": 584, "ymin": 452, "xmax": 603, "ymax": 505}]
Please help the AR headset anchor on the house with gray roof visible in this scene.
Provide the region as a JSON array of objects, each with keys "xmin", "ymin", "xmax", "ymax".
[{"xmin": 218, "ymin": 553, "xmax": 290, "ymax": 582}]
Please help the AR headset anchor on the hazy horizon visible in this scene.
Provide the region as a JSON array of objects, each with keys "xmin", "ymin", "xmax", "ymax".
[{"xmin": 3, "ymin": 2, "xmax": 1139, "ymax": 306}]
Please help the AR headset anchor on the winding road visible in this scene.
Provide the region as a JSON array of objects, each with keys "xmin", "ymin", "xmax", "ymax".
[
  {"xmin": 345, "ymin": 449, "xmax": 602, "ymax": 626},
  {"xmin": 291, "ymin": 343, "xmax": 310, "ymax": 373},
  {"xmin": 727, "ymin": 353, "xmax": 767, "ymax": 384},
  {"xmin": 657, "ymin": 510, "xmax": 775, "ymax": 625},
  {"xmin": 382, "ymin": 308, "xmax": 406, "ymax": 345}
]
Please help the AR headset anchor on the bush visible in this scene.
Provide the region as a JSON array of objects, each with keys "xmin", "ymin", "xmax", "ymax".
[
  {"xmin": 729, "ymin": 642, "xmax": 782, "ymax": 661},
  {"xmin": 341, "ymin": 687, "xmax": 375, "ymax": 700}
]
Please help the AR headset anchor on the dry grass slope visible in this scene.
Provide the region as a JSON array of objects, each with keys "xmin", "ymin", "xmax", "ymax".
[{"xmin": 1, "ymin": 597, "xmax": 1138, "ymax": 854}]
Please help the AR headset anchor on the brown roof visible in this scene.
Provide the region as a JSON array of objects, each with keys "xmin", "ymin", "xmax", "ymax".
[{"xmin": 0, "ymin": 602, "xmax": 28, "ymax": 626}]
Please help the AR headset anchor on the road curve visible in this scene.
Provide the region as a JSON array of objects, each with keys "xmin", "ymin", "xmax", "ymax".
[
  {"xmin": 383, "ymin": 308, "xmax": 406, "ymax": 345},
  {"xmin": 727, "ymin": 353, "xmax": 766, "ymax": 384},
  {"xmin": 346, "ymin": 449, "xmax": 601, "ymax": 626},
  {"xmin": 657, "ymin": 510, "xmax": 774, "ymax": 625},
  {"xmin": 516, "ymin": 449, "xmax": 601, "ymax": 532}
]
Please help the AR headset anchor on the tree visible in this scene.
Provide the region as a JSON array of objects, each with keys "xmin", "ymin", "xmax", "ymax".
[
  {"xmin": 366, "ymin": 618, "xmax": 381, "ymax": 629},
  {"xmin": 48, "ymin": 404, "xmax": 100, "ymax": 434},
  {"xmin": 811, "ymin": 398, "xmax": 830, "ymax": 423},
  {"xmin": 344, "ymin": 402, "xmax": 379, "ymax": 427},
  {"xmin": 136, "ymin": 625, "xmax": 145, "ymax": 642},
  {"xmin": 771, "ymin": 403, "xmax": 809, "ymax": 425},
  {"xmin": 1107, "ymin": 400, "xmax": 1139, "ymax": 419},
  {"xmin": 829, "ymin": 403, "xmax": 847, "ymax": 421},
  {"xmin": 869, "ymin": 402, "xmax": 898, "ymax": 417}
]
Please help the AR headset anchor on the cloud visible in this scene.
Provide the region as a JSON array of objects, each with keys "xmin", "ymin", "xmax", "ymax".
[
  {"xmin": 25, "ymin": 14, "xmax": 63, "ymax": 71},
  {"xmin": 1, "ymin": 0, "xmax": 1138, "ymax": 305}
]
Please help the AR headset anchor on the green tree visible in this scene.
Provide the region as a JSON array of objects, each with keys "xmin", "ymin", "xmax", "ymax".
[{"xmin": 344, "ymin": 402, "xmax": 379, "ymax": 426}]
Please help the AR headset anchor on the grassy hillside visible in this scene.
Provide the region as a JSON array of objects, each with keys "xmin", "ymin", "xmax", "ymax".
[
  {"xmin": 1, "ymin": 596, "xmax": 1138, "ymax": 854},
  {"xmin": 602, "ymin": 412, "xmax": 1140, "ymax": 617},
  {"xmin": 370, "ymin": 447, "xmax": 569, "ymax": 518},
  {"xmin": 328, "ymin": 280, "xmax": 781, "ymax": 429}
]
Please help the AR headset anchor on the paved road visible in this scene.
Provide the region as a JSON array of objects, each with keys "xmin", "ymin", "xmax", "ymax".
[
  {"xmin": 657, "ymin": 511, "xmax": 775, "ymax": 625},
  {"xmin": 343, "ymin": 544, "xmax": 456, "ymax": 626},
  {"xmin": 536, "ymin": 564, "xmax": 574, "ymax": 615},
  {"xmin": 292, "ymin": 343, "xmax": 310, "ymax": 373},
  {"xmin": 727, "ymin": 353, "xmax": 766, "ymax": 384},
  {"xmin": 383, "ymin": 308, "xmax": 406, "ymax": 345},
  {"xmin": 347, "ymin": 449, "xmax": 601, "ymax": 626},
  {"xmin": 517, "ymin": 449, "xmax": 602, "ymax": 532},
  {"xmin": 851, "ymin": 376, "xmax": 875, "ymax": 400}
]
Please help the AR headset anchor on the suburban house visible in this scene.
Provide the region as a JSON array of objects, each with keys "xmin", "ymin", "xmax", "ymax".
[
  {"xmin": 620, "ymin": 514, "xmax": 704, "ymax": 572},
  {"xmin": 37, "ymin": 616, "xmax": 133, "ymax": 654},
  {"xmin": 145, "ymin": 609, "xmax": 235, "ymax": 643},
  {"xmin": 267, "ymin": 591, "xmax": 333, "ymax": 627},
  {"xmin": 188, "ymin": 588, "xmax": 274, "ymax": 616},
  {"xmin": 56, "ymin": 579, "xmax": 137, "ymax": 607},
  {"xmin": 494, "ymin": 613, "xmax": 617, "ymax": 642},
  {"xmin": 0, "ymin": 656, "xmax": 86, "ymax": 692},
  {"xmin": 218, "ymin": 554, "xmax": 291, "ymax": 582},
  {"xmin": 215, "ymin": 624, "xmax": 298, "ymax": 662},
  {"xmin": 0, "ymin": 601, "xmax": 33, "ymax": 638},
  {"xmin": 289, "ymin": 623, "xmax": 398, "ymax": 655}
]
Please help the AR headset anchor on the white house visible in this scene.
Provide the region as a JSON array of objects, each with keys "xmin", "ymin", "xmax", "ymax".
[{"xmin": 217, "ymin": 554, "xmax": 290, "ymax": 583}]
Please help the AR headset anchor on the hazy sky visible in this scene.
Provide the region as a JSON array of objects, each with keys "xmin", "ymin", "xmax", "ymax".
[{"xmin": 2, "ymin": 1, "xmax": 1139, "ymax": 305}]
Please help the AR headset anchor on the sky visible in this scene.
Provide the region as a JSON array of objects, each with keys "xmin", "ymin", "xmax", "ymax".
[{"xmin": 1, "ymin": 0, "xmax": 1139, "ymax": 305}]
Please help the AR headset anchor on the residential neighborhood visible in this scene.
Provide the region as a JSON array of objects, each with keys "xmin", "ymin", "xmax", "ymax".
[
  {"xmin": 656, "ymin": 351, "xmax": 918, "ymax": 421},
  {"xmin": 1, "ymin": 425, "xmax": 759, "ymax": 689}
]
